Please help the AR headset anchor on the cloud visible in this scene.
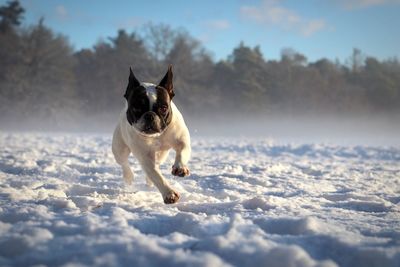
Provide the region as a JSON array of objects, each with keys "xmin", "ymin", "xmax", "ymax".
[
  {"xmin": 240, "ymin": 0, "xmax": 326, "ymax": 37},
  {"xmin": 204, "ymin": 19, "xmax": 230, "ymax": 30},
  {"xmin": 55, "ymin": 5, "xmax": 68, "ymax": 20},
  {"xmin": 336, "ymin": 0, "xmax": 400, "ymax": 9},
  {"xmin": 300, "ymin": 19, "xmax": 326, "ymax": 37},
  {"xmin": 197, "ymin": 33, "xmax": 212, "ymax": 44},
  {"xmin": 115, "ymin": 17, "xmax": 142, "ymax": 29},
  {"xmin": 198, "ymin": 19, "xmax": 230, "ymax": 44}
]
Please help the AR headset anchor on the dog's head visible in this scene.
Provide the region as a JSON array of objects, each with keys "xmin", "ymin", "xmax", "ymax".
[{"xmin": 124, "ymin": 66, "xmax": 175, "ymax": 135}]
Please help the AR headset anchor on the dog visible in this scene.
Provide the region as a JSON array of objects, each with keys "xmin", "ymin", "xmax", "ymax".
[{"xmin": 112, "ymin": 65, "xmax": 191, "ymax": 204}]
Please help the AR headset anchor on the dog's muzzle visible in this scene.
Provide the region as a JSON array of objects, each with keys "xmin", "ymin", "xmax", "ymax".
[{"xmin": 142, "ymin": 112, "xmax": 162, "ymax": 134}]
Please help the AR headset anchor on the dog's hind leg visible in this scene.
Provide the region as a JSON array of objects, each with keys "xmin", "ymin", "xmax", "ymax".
[{"xmin": 112, "ymin": 125, "xmax": 134, "ymax": 185}]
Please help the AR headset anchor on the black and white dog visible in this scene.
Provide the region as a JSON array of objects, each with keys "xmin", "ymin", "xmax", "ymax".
[{"xmin": 112, "ymin": 66, "xmax": 191, "ymax": 204}]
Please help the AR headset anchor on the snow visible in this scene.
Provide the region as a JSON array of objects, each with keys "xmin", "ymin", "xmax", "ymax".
[{"xmin": 0, "ymin": 132, "xmax": 399, "ymax": 267}]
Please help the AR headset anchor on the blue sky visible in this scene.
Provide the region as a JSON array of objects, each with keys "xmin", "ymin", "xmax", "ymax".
[{"xmin": 5, "ymin": 0, "xmax": 400, "ymax": 62}]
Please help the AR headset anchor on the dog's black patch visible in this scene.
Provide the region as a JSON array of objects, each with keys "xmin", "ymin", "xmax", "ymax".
[
  {"xmin": 124, "ymin": 66, "xmax": 174, "ymax": 132},
  {"xmin": 126, "ymin": 85, "xmax": 149, "ymax": 125},
  {"xmin": 154, "ymin": 86, "xmax": 173, "ymax": 126},
  {"xmin": 124, "ymin": 67, "xmax": 140, "ymax": 101},
  {"xmin": 158, "ymin": 65, "xmax": 174, "ymax": 99}
]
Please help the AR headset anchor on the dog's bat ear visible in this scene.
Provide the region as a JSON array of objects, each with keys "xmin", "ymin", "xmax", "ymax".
[
  {"xmin": 125, "ymin": 67, "xmax": 140, "ymax": 100},
  {"xmin": 129, "ymin": 67, "xmax": 140, "ymax": 87},
  {"xmin": 158, "ymin": 65, "xmax": 174, "ymax": 99}
]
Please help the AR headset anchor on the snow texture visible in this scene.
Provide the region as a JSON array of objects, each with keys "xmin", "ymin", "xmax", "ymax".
[{"xmin": 0, "ymin": 132, "xmax": 399, "ymax": 267}]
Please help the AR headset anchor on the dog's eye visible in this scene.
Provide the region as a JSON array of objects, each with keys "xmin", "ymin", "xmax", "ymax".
[{"xmin": 159, "ymin": 105, "xmax": 168, "ymax": 114}]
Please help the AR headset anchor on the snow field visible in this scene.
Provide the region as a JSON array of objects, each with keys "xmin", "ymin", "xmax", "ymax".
[{"xmin": 0, "ymin": 133, "xmax": 399, "ymax": 267}]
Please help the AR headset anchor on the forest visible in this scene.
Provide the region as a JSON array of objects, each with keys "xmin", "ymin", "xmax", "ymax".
[{"xmin": 1, "ymin": 1, "xmax": 399, "ymax": 130}]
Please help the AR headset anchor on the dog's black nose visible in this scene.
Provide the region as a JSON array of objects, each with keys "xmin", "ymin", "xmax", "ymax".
[{"xmin": 144, "ymin": 113, "xmax": 155, "ymax": 122}]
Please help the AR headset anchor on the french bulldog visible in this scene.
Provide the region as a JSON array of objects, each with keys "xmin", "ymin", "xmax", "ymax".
[{"xmin": 112, "ymin": 65, "xmax": 191, "ymax": 204}]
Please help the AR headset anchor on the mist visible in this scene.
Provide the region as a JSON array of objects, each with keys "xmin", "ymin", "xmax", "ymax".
[
  {"xmin": 1, "ymin": 1, "xmax": 399, "ymax": 146},
  {"xmin": 187, "ymin": 114, "xmax": 400, "ymax": 146},
  {"xmin": 1, "ymin": 110, "xmax": 399, "ymax": 147}
]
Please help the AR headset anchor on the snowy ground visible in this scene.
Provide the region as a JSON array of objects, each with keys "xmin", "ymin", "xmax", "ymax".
[{"xmin": 0, "ymin": 132, "xmax": 399, "ymax": 267}]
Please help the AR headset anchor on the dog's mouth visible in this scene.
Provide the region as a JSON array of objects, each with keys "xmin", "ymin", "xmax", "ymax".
[
  {"xmin": 142, "ymin": 123, "xmax": 161, "ymax": 134},
  {"xmin": 143, "ymin": 126, "xmax": 159, "ymax": 134},
  {"xmin": 132, "ymin": 120, "xmax": 169, "ymax": 137},
  {"xmin": 132, "ymin": 116, "xmax": 165, "ymax": 136}
]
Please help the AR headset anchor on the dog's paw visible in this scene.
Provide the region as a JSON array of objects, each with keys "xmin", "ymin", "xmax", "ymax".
[
  {"xmin": 172, "ymin": 165, "xmax": 190, "ymax": 177},
  {"xmin": 163, "ymin": 190, "xmax": 180, "ymax": 204}
]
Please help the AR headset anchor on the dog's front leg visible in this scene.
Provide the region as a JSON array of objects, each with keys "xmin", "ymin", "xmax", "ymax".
[
  {"xmin": 137, "ymin": 154, "xmax": 180, "ymax": 204},
  {"xmin": 172, "ymin": 140, "xmax": 191, "ymax": 177}
]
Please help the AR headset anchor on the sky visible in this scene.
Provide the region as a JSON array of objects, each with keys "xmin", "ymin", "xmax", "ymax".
[{"xmin": 5, "ymin": 0, "xmax": 400, "ymax": 62}]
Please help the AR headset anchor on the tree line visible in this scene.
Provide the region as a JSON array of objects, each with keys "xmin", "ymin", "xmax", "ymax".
[{"xmin": 1, "ymin": 1, "xmax": 399, "ymax": 129}]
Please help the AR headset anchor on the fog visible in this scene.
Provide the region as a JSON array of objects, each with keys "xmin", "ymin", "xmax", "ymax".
[
  {"xmin": 1, "ymin": 111, "xmax": 399, "ymax": 146},
  {"xmin": 188, "ymin": 114, "xmax": 400, "ymax": 146},
  {"xmin": 1, "ymin": 1, "xmax": 399, "ymax": 146}
]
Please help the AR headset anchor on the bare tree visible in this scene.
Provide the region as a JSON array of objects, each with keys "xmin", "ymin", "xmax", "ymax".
[{"xmin": 142, "ymin": 23, "xmax": 178, "ymax": 62}]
